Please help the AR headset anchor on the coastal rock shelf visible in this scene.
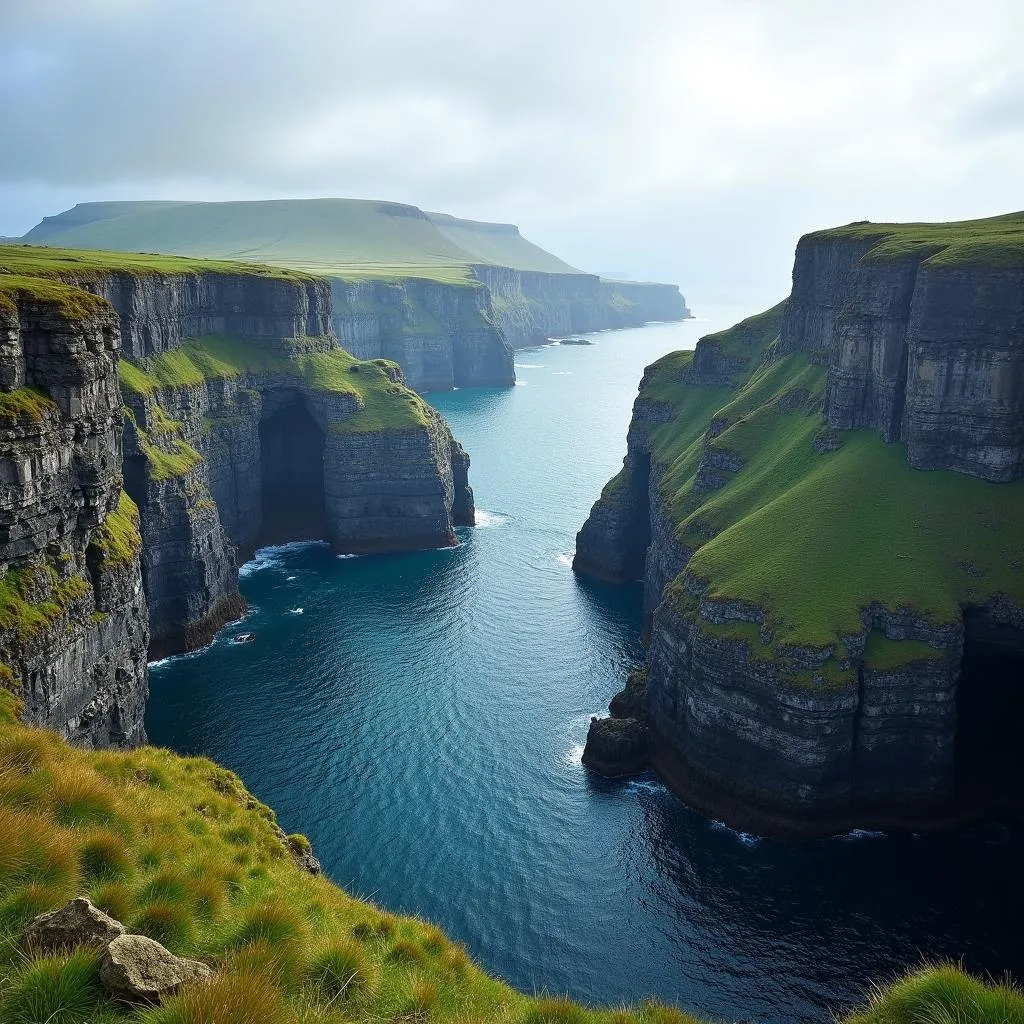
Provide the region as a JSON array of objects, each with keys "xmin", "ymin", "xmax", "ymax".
[{"xmin": 575, "ymin": 213, "xmax": 1024, "ymax": 835}]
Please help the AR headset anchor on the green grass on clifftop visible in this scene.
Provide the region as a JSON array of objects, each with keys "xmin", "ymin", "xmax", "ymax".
[
  {"xmin": 808, "ymin": 211, "xmax": 1024, "ymax": 269},
  {"xmin": 0, "ymin": 713, "xmax": 1016, "ymax": 1024},
  {"xmin": 18, "ymin": 199, "xmax": 601, "ymax": 283},
  {"xmin": 627, "ymin": 305, "xmax": 1024, "ymax": 680},
  {"xmin": 0, "ymin": 243, "xmax": 320, "ymax": 284},
  {"xmin": 120, "ymin": 337, "xmax": 431, "ymax": 434}
]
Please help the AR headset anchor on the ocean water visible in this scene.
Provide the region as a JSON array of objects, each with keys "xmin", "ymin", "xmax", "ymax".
[{"xmin": 147, "ymin": 316, "xmax": 1024, "ymax": 1024}]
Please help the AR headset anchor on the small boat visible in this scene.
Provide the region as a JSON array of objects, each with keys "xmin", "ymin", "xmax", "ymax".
[{"xmin": 234, "ymin": 632, "xmax": 256, "ymax": 644}]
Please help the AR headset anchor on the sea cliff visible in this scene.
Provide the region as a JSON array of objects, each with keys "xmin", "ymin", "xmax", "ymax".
[
  {"xmin": 575, "ymin": 212, "xmax": 1024, "ymax": 835},
  {"xmin": 0, "ymin": 279, "xmax": 148, "ymax": 746},
  {"xmin": 0, "ymin": 244, "xmax": 474, "ymax": 723},
  {"xmin": 22, "ymin": 200, "xmax": 691, "ymax": 386}
]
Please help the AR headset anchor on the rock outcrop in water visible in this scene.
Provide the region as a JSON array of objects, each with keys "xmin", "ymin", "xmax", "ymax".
[
  {"xmin": 575, "ymin": 213, "xmax": 1024, "ymax": 835},
  {"xmin": 0, "ymin": 245, "xmax": 475, "ymax": 731}
]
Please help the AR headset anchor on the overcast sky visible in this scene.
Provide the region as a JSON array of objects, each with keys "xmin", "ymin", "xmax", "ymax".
[{"xmin": 2, "ymin": 0, "xmax": 1022, "ymax": 310}]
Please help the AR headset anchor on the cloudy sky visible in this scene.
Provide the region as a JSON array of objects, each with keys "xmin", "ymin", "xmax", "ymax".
[{"xmin": 2, "ymin": 0, "xmax": 1022, "ymax": 309}]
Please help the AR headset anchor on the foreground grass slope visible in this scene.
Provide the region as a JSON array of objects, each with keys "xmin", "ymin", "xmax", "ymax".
[
  {"xmin": 0, "ymin": 693, "xmax": 1017, "ymax": 1024},
  {"xmin": 638, "ymin": 304, "xmax": 1024, "ymax": 682},
  {"xmin": 19, "ymin": 199, "xmax": 593, "ymax": 284}
]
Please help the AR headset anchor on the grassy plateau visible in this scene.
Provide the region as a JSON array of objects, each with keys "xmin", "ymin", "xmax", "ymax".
[
  {"xmin": 17, "ymin": 200, "xmax": 589, "ymax": 284},
  {"xmin": 807, "ymin": 210, "xmax": 1024, "ymax": 269}
]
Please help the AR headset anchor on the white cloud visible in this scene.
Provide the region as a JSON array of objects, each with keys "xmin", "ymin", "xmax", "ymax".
[{"xmin": 1, "ymin": 0, "xmax": 1022, "ymax": 307}]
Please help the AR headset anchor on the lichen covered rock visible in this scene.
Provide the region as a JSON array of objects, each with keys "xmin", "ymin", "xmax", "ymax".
[
  {"xmin": 22, "ymin": 896, "xmax": 126, "ymax": 953},
  {"xmin": 100, "ymin": 933, "xmax": 212, "ymax": 1003}
]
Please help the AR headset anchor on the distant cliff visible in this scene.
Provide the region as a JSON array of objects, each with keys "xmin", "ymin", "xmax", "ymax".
[
  {"xmin": 0, "ymin": 245, "xmax": 475, "ymax": 734},
  {"xmin": 575, "ymin": 212, "xmax": 1024, "ymax": 835},
  {"xmin": 470, "ymin": 264, "xmax": 689, "ymax": 348},
  {"xmin": 21, "ymin": 199, "xmax": 689, "ymax": 382}
]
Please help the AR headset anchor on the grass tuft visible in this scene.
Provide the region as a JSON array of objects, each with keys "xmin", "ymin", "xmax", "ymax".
[
  {"xmin": 79, "ymin": 830, "xmax": 132, "ymax": 880},
  {"xmin": 234, "ymin": 901, "xmax": 306, "ymax": 949},
  {"xmin": 0, "ymin": 947, "xmax": 104, "ymax": 1024},
  {"xmin": 523, "ymin": 996, "xmax": 588, "ymax": 1024},
  {"xmin": 306, "ymin": 938, "xmax": 378, "ymax": 1000},
  {"xmin": 139, "ymin": 968, "xmax": 295, "ymax": 1024}
]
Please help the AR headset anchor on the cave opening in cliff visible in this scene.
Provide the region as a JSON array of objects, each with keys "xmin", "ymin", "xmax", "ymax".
[
  {"xmin": 258, "ymin": 395, "xmax": 328, "ymax": 545},
  {"xmin": 955, "ymin": 612, "xmax": 1024, "ymax": 822}
]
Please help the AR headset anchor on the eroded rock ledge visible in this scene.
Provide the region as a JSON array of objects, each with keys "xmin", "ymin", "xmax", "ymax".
[{"xmin": 575, "ymin": 214, "xmax": 1024, "ymax": 836}]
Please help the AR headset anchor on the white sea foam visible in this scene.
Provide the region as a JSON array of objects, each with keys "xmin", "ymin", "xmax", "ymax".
[
  {"xmin": 290, "ymin": 607, "xmax": 304, "ymax": 615},
  {"xmin": 710, "ymin": 819, "xmax": 763, "ymax": 846},
  {"xmin": 626, "ymin": 778, "xmax": 668, "ymax": 796},
  {"xmin": 474, "ymin": 510, "xmax": 508, "ymax": 528},
  {"xmin": 552, "ymin": 371, "xmax": 573, "ymax": 375},
  {"xmin": 514, "ymin": 363, "xmax": 545, "ymax": 369},
  {"xmin": 556, "ymin": 553, "xmax": 573, "ymax": 567},
  {"xmin": 567, "ymin": 744, "xmax": 585, "ymax": 767},
  {"xmin": 514, "ymin": 381, "xmax": 529, "ymax": 386},
  {"xmin": 286, "ymin": 575, "xmax": 297, "ymax": 581},
  {"xmin": 239, "ymin": 540, "xmax": 327, "ymax": 577},
  {"xmin": 336, "ymin": 553, "xmax": 358, "ymax": 559},
  {"xmin": 838, "ymin": 828, "xmax": 887, "ymax": 841}
]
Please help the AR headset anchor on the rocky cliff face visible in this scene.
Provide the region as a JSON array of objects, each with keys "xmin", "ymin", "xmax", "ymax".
[
  {"xmin": 575, "ymin": 215, "xmax": 1024, "ymax": 834},
  {"xmin": 330, "ymin": 278, "xmax": 513, "ymax": 391},
  {"xmin": 0, "ymin": 247, "xmax": 478, "ymax": 732},
  {"xmin": 784, "ymin": 229, "xmax": 1024, "ymax": 482},
  {"xmin": 93, "ymin": 270, "xmax": 475, "ymax": 659},
  {"xmin": 472, "ymin": 265, "xmax": 690, "ymax": 348},
  {"xmin": 0, "ymin": 287, "xmax": 149, "ymax": 746}
]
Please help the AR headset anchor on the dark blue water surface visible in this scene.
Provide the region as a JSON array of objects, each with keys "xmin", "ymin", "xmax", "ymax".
[{"xmin": 148, "ymin": 318, "xmax": 1024, "ymax": 1024}]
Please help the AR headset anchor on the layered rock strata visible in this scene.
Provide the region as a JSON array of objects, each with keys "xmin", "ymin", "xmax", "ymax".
[
  {"xmin": 784, "ymin": 228, "xmax": 1024, "ymax": 481},
  {"xmin": 330, "ymin": 277, "xmax": 513, "ymax": 391},
  {"xmin": 0, "ymin": 287, "xmax": 149, "ymax": 746},
  {"xmin": 472, "ymin": 265, "xmax": 691, "ymax": 349},
  {"xmin": 575, "ymin": 216, "xmax": 1024, "ymax": 834},
  {"xmin": 1, "ymin": 250, "xmax": 477, "ymax": 731}
]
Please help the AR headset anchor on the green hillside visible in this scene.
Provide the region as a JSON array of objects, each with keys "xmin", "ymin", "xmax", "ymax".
[
  {"xmin": 21, "ymin": 200, "xmax": 477, "ymax": 283},
  {"xmin": 809, "ymin": 210, "xmax": 1024, "ymax": 269},
  {"xmin": 0, "ymin": 695, "xmax": 1019, "ymax": 1024},
  {"xmin": 629, "ymin": 302, "xmax": 1024, "ymax": 685},
  {"xmin": 20, "ymin": 199, "xmax": 590, "ymax": 284},
  {"xmin": 427, "ymin": 212, "xmax": 581, "ymax": 274}
]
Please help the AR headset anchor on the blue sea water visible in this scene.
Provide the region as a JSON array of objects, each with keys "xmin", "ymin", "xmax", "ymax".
[{"xmin": 147, "ymin": 317, "xmax": 1024, "ymax": 1024}]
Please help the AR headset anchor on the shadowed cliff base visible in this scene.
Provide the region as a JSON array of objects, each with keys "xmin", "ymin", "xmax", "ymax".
[
  {"xmin": 955, "ymin": 615, "xmax": 1024, "ymax": 822},
  {"xmin": 257, "ymin": 394, "xmax": 329, "ymax": 547}
]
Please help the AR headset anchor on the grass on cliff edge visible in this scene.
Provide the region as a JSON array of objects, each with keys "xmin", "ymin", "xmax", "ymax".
[
  {"xmin": 620, "ymin": 309, "xmax": 1024, "ymax": 681},
  {"xmin": 0, "ymin": 244, "xmax": 319, "ymax": 321},
  {"xmin": 807, "ymin": 210, "xmax": 1024, "ymax": 269},
  {"xmin": 119, "ymin": 336, "xmax": 431, "ymax": 434},
  {"xmin": 0, "ymin": 706, "xmax": 1017, "ymax": 1024},
  {"xmin": 0, "ymin": 243, "xmax": 319, "ymax": 285}
]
